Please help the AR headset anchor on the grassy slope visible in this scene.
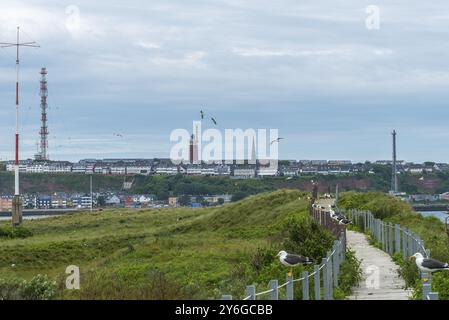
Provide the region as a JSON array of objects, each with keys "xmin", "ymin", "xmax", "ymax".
[
  {"xmin": 339, "ymin": 192, "xmax": 449, "ymax": 299},
  {"xmin": 0, "ymin": 189, "xmax": 336, "ymax": 299},
  {"xmin": 4, "ymin": 170, "xmax": 449, "ymax": 195}
]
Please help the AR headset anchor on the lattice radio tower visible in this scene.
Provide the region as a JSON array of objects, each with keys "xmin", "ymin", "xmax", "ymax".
[{"xmin": 36, "ymin": 67, "xmax": 49, "ymax": 160}]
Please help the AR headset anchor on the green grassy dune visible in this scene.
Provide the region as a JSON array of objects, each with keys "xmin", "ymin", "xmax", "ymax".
[{"xmin": 0, "ymin": 189, "xmax": 347, "ymax": 299}]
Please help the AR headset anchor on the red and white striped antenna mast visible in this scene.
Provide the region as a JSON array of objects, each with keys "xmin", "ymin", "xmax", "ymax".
[{"xmin": 0, "ymin": 26, "xmax": 40, "ymax": 226}]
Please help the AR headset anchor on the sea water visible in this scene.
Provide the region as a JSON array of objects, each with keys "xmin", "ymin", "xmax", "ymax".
[{"xmin": 418, "ymin": 211, "xmax": 448, "ymax": 222}]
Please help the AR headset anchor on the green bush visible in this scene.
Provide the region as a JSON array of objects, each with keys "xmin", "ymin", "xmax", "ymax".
[
  {"xmin": 337, "ymin": 249, "xmax": 362, "ymax": 297},
  {"xmin": 0, "ymin": 275, "xmax": 56, "ymax": 300},
  {"xmin": 0, "ymin": 278, "xmax": 23, "ymax": 300},
  {"xmin": 338, "ymin": 192, "xmax": 412, "ymax": 219},
  {"xmin": 0, "ymin": 226, "xmax": 33, "ymax": 239},
  {"xmin": 231, "ymin": 191, "xmax": 249, "ymax": 202},
  {"xmin": 392, "ymin": 253, "xmax": 419, "ymax": 289},
  {"xmin": 431, "ymin": 273, "xmax": 449, "ymax": 300},
  {"xmin": 282, "ymin": 216, "xmax": 334, "ymax": 262}
]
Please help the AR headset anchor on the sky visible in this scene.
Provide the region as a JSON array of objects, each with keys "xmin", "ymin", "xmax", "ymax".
[{"xmin": 0, "ymin": 0, "xmax": 449, "ymax": 163}]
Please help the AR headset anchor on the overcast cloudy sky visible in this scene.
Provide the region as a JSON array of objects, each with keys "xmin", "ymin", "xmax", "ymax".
[{"xmin": 0, "ymin": 0, "xmax": 449, "ymax": 162}]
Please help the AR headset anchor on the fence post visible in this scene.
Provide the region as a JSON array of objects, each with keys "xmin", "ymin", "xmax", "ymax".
[
  {"xmin": 269, "ymin": 280, "xmax": 278, "ymax": 300},
  {"xmin": 373, "ymin": 218, "xmax": 377, "ymax": 240},
  {"xmin": 377, "ymin": 220, "xmax": 380, "ymax": 245},
  {"xmin": 422, "ymin": 272, "xmax": 431, "ymax": 300},
  {"xmin": 327, "ymin": 251, "xmax": 333, "ymax": 300},
  {"xmin": 407, "ymin": 230, "xmax": 413, "ymax": 256},
  {"xmin": 423, "ymin": 284, "xmax": 431, "ymax": 300},
  {"xmin": 322, "ymin": 258, "xmax": 328, "ymax": 300},
  {"xmin": 419, "ymin": 240, "xmax": 425, "ymax": 256},
  {"xmin": 333, "ymin": 242, "xmax": 339, "ymax": 287},
  {"xmin": 380, "ymin": 222, "xmax": 384, "ymax": 251},
  {"xmin": 246, "ymin": 285, "xmax": 256, "ymax": 300},
  {"xmin": 402, "ymin": 227, "xmax": 407, "ymax": 260},
  {"xmin": 389, "ymin": 223, "xmax": 394, "ymax": 256},
  {"xmin": 395, "ymin": 224, "xmax": 400, "ymax": 254},
  {"xmin": 384, "ymin": 223, "xmax": 388, "ymax": 253},
  {"xmin": 379, "ymin": 221, "xmax": 383, "ymax": 250},
  {"xmin": 302, "ymin": 271, "xmax": 309, "ymax": 300},
  {"xmin": 363, "ymin": 212, "xmax": 367, "ymax": 231},
  {"xmin": 377, "ymin": 219, "xmax": 381, "ymax": 242},
  {"xmin": 286, "ymin": 274, "xmax": 293, "ymax": 300},
  {"xmin": 222, "ymin": 295, "xmax": 232, "ymax": 300},
  {"xmin": 314, "ymin": 265, "xmax": 320, "ymax": 300},
  {"xmin": 410, "ymin": 231, "xmax": 415, "ymax": 255}
]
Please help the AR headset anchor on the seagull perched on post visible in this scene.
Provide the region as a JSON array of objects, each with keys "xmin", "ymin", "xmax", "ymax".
[
  {"xmin": 410, "ymin": 253, "xmax": 449, "ymax": 273},
  {"xmin": 277, "ymin": 251, "xmax": 312, "ymax": 277},
  {"xmin": 339, "ymin": 218, "xmax": 352, "ymax": 225}
]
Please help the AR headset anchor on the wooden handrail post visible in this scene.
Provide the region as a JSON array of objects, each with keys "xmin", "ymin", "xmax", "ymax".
[
  {"xmin": 314, "ymin": 265, "xmax": 320, "ymax": 300},
  {"xmin": 286, "ymin": 274, "xmax": 293, "ymax": 300},
  {"xmin": 246, "ymin": 285, "xmax": 256, "ymax": 300},
  {"xmin": 269, "ymin": 279, "xmax": 278, "ymax": 300}
]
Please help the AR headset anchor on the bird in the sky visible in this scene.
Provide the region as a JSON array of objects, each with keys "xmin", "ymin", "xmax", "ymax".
[
  {"xmin": 200, "ymin": 110, "xmax": 204, "ymax": 119},
  {"xmin": 114, "ymin": 133, "xmax": 123, "ymax": 138},
  {"xmin": 211, "ymin": 117, "xmax": 217, "ymax": 125},
  {"xmin": 270, "ymin": 138, "xmax": 284, "ymax": 145},
  {"xmin": 410, "ymin": 253, "xmax": 449, "ymax": 273},
  {"xmin": 277, "ymin": 251, "xmax": 312, "ymax": 277}
]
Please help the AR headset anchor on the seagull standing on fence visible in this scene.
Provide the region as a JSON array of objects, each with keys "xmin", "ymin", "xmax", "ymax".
[
  {"xmin": 410, "ymin": 253, "xmax": 449, "ymax": 273},
  {"xmin": 339, "ymin": 218, "xmax": 352, "ymax": 225},
  {"xmin": 277, "ymin": 251, "xmax": 312, "ymax": 277}
]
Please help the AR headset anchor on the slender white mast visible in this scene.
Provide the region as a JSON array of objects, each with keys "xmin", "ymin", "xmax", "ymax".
[{"xmin": 0, "ymin": 26, "xmax": 40, "ymax": 226}]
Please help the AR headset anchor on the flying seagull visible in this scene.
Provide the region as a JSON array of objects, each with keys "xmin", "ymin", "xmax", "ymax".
[
  {"xmin": 200, "ymin": 110, "xmax": 204, "ymax": 119},
  {"xmin": 410, "ymin": 253, "xmax": 449, "ymax": 273},
  {"xmin": 277, "ymin": 250, "xmax": 312, "ymax": 277},
  {"xmin": 270, "ymin": 137, "xmax": 284, "ymax": 145},
  {"xmin": 211, "ymin": 117, "xmax": 217, "ymax": 125}
]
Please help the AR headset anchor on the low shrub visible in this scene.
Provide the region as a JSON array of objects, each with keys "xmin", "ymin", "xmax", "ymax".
[
  {"xmin": 338, "ymin": 249, "xmax": 362, "ymax": 297},
  {"xmin": 0, "ymin": 278, "xmax": 23, "ymax": 300},
  {"xmin": 0, "ymin": 275, "xmax": 56, "ymax": 300},
  {"xmin": 21, "ymin": 274, "xmax": 57, "ymax": 300},
  {"xmin": 0, "ymin": 226, "xmax": 33, "ymax": 239}
]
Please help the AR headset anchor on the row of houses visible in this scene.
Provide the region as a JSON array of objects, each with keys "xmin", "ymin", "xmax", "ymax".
[
  {"xmin": 0, "ymin": 193, "xmax": 93, "ymax": 210},
  {"xmin": 4, "ymin": 160, "xmax": 282, "ymax": 177},
  {"xmin": 399, "ymin": 192, "xmax": 449, "ymax": 203},
  {"xmin": 3, "ymin": 159, "xmax": 449, "ymax": 178},
  {"xmin": 0, "ymin": 192, "xmax": 233, "ymax": 211}
]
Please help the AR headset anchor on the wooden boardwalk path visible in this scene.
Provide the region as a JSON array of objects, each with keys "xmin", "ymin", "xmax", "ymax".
[{"xmin": 346, "ymin": 230, "xmax": 410, "ymax": 300}]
